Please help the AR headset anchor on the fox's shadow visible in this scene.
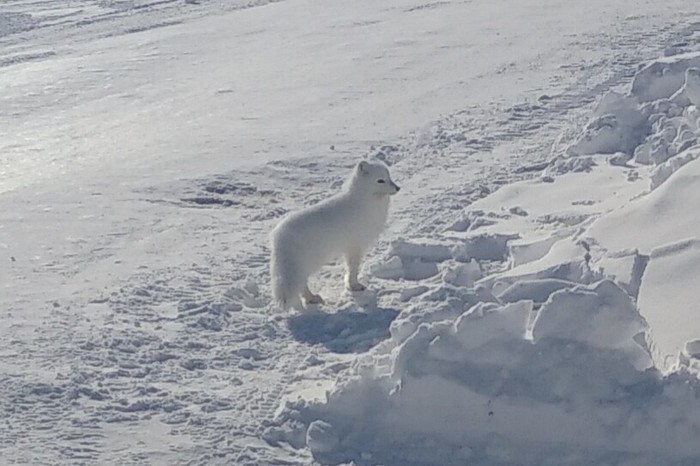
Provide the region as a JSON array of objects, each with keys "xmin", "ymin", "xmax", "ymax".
[{"xmin": 287, "ymin": 307, "xmax": 400, "ymax": 353}]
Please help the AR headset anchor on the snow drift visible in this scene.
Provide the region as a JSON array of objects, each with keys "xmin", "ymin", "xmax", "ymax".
[{"xmin": 277, "ymin": 278, "xmax": 700, "ymax": 466}]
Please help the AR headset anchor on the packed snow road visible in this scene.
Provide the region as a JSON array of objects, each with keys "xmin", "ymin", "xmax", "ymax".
[{"xmin": 2, "ymin": 0, "xmax": 700, "ymax": 465}]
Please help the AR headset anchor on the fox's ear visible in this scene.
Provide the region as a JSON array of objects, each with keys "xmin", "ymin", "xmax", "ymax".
[{"xmin": 357, "ymin": 160, "xmax": 370, "ymax": 175}]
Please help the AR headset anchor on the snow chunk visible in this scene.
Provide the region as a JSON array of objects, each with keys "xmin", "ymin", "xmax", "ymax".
[
  {"xmin": 633, "ymin": 102, "xmax": 699, "ymax": 165},
  {"xmin": 669, "ymin": 67, "xmax": 700, "ymax": 108},
  {"xmin": 683, "ymin": 68, "xmax": 700, "ymax": 106},
  {"xmin": 631, "ymin": 51, "xmax": 700, "ymax": 102},
  {"xmin": 306, "ymin": 420, "xmax": 339, "ymax": 454},
  {"xmin": 390, "ymin": 239, "xmax": 453, "ymax": 263},
  {"xmin": 441, "ymin": 260, "xmax": 482, "ymax": 287},
  {"xmin": 592, "ymin": 249, "xmax": 649, "ymax": 299},
  {"xmin": 373, "ymin": 240, "xmax": 455, "ymax": 281},
  {"xmin": 649, "ymin": 147, "xmax": 700, "ymax": 189},
  {"xmin": 637, "ymin": 239, "xmax": 700, "ymax": 372},
  {"xmin": 451, "ymin": 300, "xmax": 532, "ymax": 350},
  {"xmin": 546, "ymin": 155, "xmax": 597, "ymax": 174},
  {"xmin": 370, "ymin": 255, "xmax": 404, "ymax": 280},
  {"xmin": 531, "ymin": 280, "xmax": 651, "ymax": 370},
  {"xmin": 685, "ymin": 340, "xmax": 700, "ymax": 359},
  {"xmin": 496, "ymin": 278, "xmax": 576, "ymax": 304},
  {"xmin": 508, "ymin": 234, "xmax": 561, "ymax": 267},
  {"xmin": 452, "ymin": 233, "xmax": 516, "ymax": 262},
  {"xmin": 567, "ymin": 92, "xmax": 647, "ymax": 156},
  {"xmin": 482, "ymin": 237, "xmax": 593, "ymax": 291}
]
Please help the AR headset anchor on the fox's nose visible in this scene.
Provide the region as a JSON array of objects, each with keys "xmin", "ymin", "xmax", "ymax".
[{"xmin": 394, "ymin": 184, "xmax": 401, "ymax": 193}]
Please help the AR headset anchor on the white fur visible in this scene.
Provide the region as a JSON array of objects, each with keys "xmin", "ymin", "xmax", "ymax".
[{"xmin": 270, "ymin": 160, "xmax": 400, "ymax": 310}]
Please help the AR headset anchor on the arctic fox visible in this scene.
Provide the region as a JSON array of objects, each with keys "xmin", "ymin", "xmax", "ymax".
[{"xmin": 270, "ymin": 160, "xmax": 400, "ymax": 310}]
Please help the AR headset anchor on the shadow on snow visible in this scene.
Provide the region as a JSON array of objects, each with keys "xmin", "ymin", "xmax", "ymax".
[{"xmin": 287, "ymin": 307, "xmax": 399, "ymax": 353}]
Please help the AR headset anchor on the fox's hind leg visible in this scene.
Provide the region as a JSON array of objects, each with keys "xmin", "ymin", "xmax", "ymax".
[
  {"xmin": 345, "ymin": 250, "xmax": 367, "ymax": 292},
  {"xmin": 303, "ymin": 284, "xmax": 324, "ymax": 305}
]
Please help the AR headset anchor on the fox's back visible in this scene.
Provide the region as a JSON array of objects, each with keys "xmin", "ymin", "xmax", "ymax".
[{"xmin": 273, "ymin": 191, "xmax": 387, "ymax": 259}]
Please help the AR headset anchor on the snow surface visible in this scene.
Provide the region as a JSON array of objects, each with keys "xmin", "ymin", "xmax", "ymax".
[{"xmin": 4, "ymin": 0, "xmax": 700, "ymax": 465}]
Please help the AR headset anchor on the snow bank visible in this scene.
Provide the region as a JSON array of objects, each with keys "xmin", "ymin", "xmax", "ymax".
[
  {"xmin": 282, "ymin": 277, "xmax": 700, "ymax": 465},
  {"xmin": 567, "ymin": 53, "xmax": 700, "ymax": 372},
  {"xmin": 570, "ymin": 55, "xmax": 700, "ymax": 373},
  {"xmin": 567, "ymin": 53, "xmax": 700, "ymax": 166}
]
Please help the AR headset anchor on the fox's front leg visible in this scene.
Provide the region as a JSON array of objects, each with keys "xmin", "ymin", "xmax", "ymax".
[{"xmin": 345, "ymin": 250, "xmax": 366, "ymax": 292}]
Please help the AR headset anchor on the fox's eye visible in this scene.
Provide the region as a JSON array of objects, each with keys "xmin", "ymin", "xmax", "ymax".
[{"xmin": 377, "ymin": 179, "xmax": 386, "ymax": 184}]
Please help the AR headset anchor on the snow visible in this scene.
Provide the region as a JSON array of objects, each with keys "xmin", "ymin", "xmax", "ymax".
[
  {"xmin": 4, "ymin": 0, "xmax": 700, "ymax": 465},
  {"xmin": 631, "ymin": 52, "xmax": 700, "ymax": 102},
  {"xmin": 567, "ymin": 92, "xmax": 646, "ymax": 156},
  {"xmin": 285, "ymin": 278, "xmax": 694, "ymax": 464},
  {"xmin": 637, "ymin": 239, "xmax": 700, "ymax": 371},
  {"xmin": 585, "ymin": 155, "xmax": 700, "ymax": 254},
  {"xmin": 496, "ymin": 278, "xmax": 576, "ymax": 304}
]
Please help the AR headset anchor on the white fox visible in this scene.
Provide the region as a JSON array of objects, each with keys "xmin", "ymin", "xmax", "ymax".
[{"xmin": 270, "ymin": 160, "xmax": 400, "ymax": 310}]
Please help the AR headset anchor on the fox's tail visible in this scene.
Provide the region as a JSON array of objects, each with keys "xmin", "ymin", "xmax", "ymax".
[{"xmin": 270, "ymin": 233, "xmax": 304, "ymax": 311}]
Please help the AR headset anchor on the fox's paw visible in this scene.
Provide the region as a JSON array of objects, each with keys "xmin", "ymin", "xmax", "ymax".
[
  {"xmin": 347, "ymin": 282, "xmax": 367, "ymax": 292},
  {"xmin": 304, "ymin": 293, "xmax": 325, "ymax": 305}
]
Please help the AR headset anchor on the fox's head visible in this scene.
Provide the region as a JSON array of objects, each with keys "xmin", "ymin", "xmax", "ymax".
[{"xmin": 351, "ymin": 160, "xmax": 400, "ymax": 197}]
